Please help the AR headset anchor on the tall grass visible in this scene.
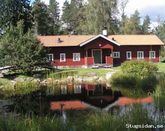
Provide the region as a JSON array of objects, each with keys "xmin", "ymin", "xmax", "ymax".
[
  {"xmin": 1, "ymin": 104, "xmax": 164, "ymax": 131},
  {"xmin": 47, "ymin": 70, "xmax": 78, "ymax": 79},
  {"xmin": 0, "ymin": 114, "xmax": 65, "ymax": 131},
  {"xmin": 0, "ymin": 80, "xmax": 40, "ymax": 98},
  {"xmin": 153, "ymin": 72, "xmax": 165, "ymax": 109}
]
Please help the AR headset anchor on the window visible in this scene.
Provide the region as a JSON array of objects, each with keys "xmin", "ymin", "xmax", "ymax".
[
  {"xmin": 73, "ymin": 53, "xmax": 80, "ymax": 61},
  {"xmin": 137, "ymin": 51, "xmax": 144, "ymax": 59},
  {"xmin": 126, "ymin": 51, "xmax": 132, "ymax": 60},
  {"xmin": 60, "ymin": 53, "xmax": 66, "ymax": 62},
  {"xmin": 47, "ymin": 54, "xmax": 54, "ymax": 61},
  {"xmin": 113, "ymin": 52, "xmax": 120, "ymax": 58},
  {"xmin": 149, "ymin": 51, "xmax": 156, "ymax": 59}
]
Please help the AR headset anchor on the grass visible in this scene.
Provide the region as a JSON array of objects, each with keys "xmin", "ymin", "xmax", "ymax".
[
  {"xmin": 157, "ymin": 62, "xmax": 165, "ymax": 72},
  {"xmin": 0, "ymin": 78, "xmax": 10, "ymax": 86},
  {"xmin": 60, "ymin": 66, "xmax": 120, "ymax": 77},
  {"xmin": 1, "ymin": 105, "xmax": 163, "ymax": 131}
]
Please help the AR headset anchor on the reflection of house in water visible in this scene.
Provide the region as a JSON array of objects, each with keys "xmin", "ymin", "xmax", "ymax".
[
  {"xmin": 61, "ymin": 85, "xmax": 67, "ymax": 95},
  {"xmin": 74, "ymin": 85, "xmax": 82, "ymax": 94},
  {"xmin": 50, "ymin": 84, "xmax": 122, "ymax": 111}
]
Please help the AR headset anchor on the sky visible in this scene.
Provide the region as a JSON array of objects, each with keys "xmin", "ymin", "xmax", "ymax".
[{"xmin": 38, "ymin": 0, "xmax": 165, "ymax": 27}]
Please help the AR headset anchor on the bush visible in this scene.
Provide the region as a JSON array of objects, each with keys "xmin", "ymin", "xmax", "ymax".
[
  {"xmin": 121, "ymin": 60, "xmax": 158, "ymax": 79},
  {"xmin": 110, "ymin": 61, "xmax": 158, "ymax": 90}
]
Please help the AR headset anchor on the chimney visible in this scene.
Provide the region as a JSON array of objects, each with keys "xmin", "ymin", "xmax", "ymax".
[
  {"xmin": 57, "ymin": 38, "xmax": 61, "ymax": 43},
  {"xmin": 102, "ymin": 27, "xmax": 108, "ymax": 36},
  {"xmin": 112, "ymin": 37, "xmax": 115, "ymax": 41}
]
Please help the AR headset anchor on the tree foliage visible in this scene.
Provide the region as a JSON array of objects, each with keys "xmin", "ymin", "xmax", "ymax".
[
  {"xmin": 123, "ymin": 10, "xmax": 142, "ymax": 34},
  {"xmin": 142, "ymin": 15, "xmax": 151, "ymax": 34},
  {"xmin": 156, "ymin": 22, "xmax": 165, "ymax": 43},
  {"xmin": 83, "ymin": 0, "xmax": 119, "ymax": 35},
  {"xmin": 32, "ymin": 0, "xmax": 52, "ymax": 35},
  {"xmin": 0, "ymin": 22, "xmax": 47, "ymax": 73},
  {"xmin": 61, "ymin": 0, "xmax": 85, "ymax": 34},
  {"xmin": 48, "ymin": 0, "xmax": 61, "ymax": 34},
  {"xmin": 32, "ymin": 0, "xmax": 61, "ymax": 35},
  {"xmin": 155, "ymin": 22, "xmax": 165, "ymax": 61},
  {"xmin": 0, "ymin": 0, "xmax": 33, "ymax": 33}
]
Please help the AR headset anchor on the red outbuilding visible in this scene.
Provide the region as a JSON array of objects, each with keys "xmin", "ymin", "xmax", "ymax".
[{"xmin": 38, "ymin": 34, "xmax": 164, "ymax": 68}]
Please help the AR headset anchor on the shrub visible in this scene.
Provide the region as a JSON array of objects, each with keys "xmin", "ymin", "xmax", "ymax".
[
  {"xmin": 110, "ymin": 61, "xmax": 158, "ymax": 90},
  {"xmin": 121, "ymin": 60, "xmax": 158, "ymax": 79}
]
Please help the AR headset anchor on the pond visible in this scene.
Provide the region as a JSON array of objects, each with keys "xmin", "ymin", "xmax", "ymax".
[
  {"xmin": 1, "ymin": 83, "xmax": 165, "ymax": 131},
  {"xmin": 5, "ymin": 84, "xmax": 122, "ymax": 114},
  {"xmin": 1, "ymin": 84, "xmax": 156, "ymax": 114}
]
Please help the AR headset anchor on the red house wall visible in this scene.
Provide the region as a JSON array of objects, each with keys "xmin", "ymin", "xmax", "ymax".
[
  {"xmin": 84, "ymin": 37, "xmax": 114, "ymax": 50},
  {"xmin": 47, "ymin": 37, "xmax": 161, "ymax": 67},
  {"xmin": 49, "ymin": 47, "xmax": 85, "ymax": 67},
  {"xmin": 113, "ymin": 45, "xmax": 161, "ymax": 65}
]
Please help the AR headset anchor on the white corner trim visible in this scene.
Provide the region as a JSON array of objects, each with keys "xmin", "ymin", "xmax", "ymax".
[{"xmin": 79, "ymin": 34, "xmax": 121, "ymax": 47}]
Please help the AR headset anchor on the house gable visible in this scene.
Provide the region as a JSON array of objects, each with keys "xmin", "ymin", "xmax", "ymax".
[{"xmin": 80, "ymin": 34, "xmax": 120, "ymax": 47}]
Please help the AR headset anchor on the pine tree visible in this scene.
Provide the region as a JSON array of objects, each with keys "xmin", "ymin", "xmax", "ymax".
[
  {"xmin": 0, "ymin": 0, "xmax": 33, "ymax": 32},
  {"xmin": 142, "ymin": 15, "xmax": 151, "ymax": 34},
  {"xmin": 61, "ymin": 0, "xmax": 85, "ymax": 34},
  {"xmin": 129, "ymin": 10, "xmax": 142, "ymax": 34},
  {"xmin": 32, "ymin": 0, "xmax": 52, "ymax": 35},
  {"xmin": 83, "ymin": 0, "xmax": 119, "ymax": 35},
  {"xmin": 0, "ymin": 21, "xmax": 47, "ymax": 74},
  {"xmin": 122, "ymin": 10, "xmax": 142, "ymax": 34},
  {"xmin": 48, "ymin": 0, "xmax": 60, "ymax": 34}
]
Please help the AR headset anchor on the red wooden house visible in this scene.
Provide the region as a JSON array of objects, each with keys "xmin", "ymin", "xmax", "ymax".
[{"xmin": 38, "ymin": 34, "xmax": 164, "ymax": 68}]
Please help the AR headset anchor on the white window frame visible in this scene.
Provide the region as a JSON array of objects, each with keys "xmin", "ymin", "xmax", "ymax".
[
  {"xmin": 137, "ymin": 51, "xmax": 144, "ymax": 59},
  {"xmin": 60, "ymin": 53, "xmax": 66, "ymax": 62},
  {"xmin": 47, "ymin": 54, "xmax": 54, "ymax": 61},
  {"xmin": 113, "ymin": 52, "xmax": 120, "ymax": 58},
  {"xmin": 149, "ymin": 51, "xmax": 156, "ymax": 59},
  {"xmin": 73, "ymin": 53, "xmax": 81, "ymax": 61},
  {"xmin": 126, "ymin": 51, "xmax": 132, "ymax": 60}
]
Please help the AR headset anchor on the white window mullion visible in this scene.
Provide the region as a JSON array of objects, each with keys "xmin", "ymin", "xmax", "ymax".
[
  {"xmin": 113, "ymin": 52, "xmax": 120, "ymax": 58},
  {"xmin": 137, "ymin": 51, "xmax": 144, "ymax": 60},
  {"xmin": 60, "ymin": 53, "xmax": 66, "ymax": 62},
  {"xmin": 48, "ymin": 54, "xmax": 54, "ymax": 61},
  {"xmin": 73, "ymin": 53, "xmax": 80, "ymax": 61},
  {"xmin": 126, "ymin": 51, "xmax": 132, "ymax": 60},
  {"xmin": 149, "ymin": 51, "xmax": 156, "ymax": 59}
]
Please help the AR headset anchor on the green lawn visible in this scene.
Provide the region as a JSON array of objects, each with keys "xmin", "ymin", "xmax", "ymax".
[
  {"xmin": 157, "ymin": 62, "xmax": 165, "ymax": 72},
  {"xmin": 60, "ymin": 66, "xmax": 120, "ymax": 76}
]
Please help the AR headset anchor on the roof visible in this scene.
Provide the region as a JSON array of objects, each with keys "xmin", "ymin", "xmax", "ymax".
[
  {"xmin": 110, "ymin": 35, "xmax": 164, "ymax": 46},
  {"xmin": 50, "ymin": 100, "xmax": 88, "ymax": 110},
  {"xmin": 37, "ymin": 35, "xmax": 94, "ymax": 47},
  {"xmin": 80, "ymin": 34, "xmax": 120, "ymax": 46},
  {"xmin": 37, "ymin": 35, "xmax": 164, "ymax": 47}
]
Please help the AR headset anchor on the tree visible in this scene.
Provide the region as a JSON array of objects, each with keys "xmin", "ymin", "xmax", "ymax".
[
  {"xmin": 61, "ymin": 0, "xmax": 85, "ymax": 34},
  {"xmin": 142, "ymin": 15, "xmax": 151, "ymax": 34},
  {"xmin": 155, "ymin": 22, "xmax": 165, "ymax": 43},
  {"xmin": 32, "ymin": 0, "xmax": 52, "ymax": 35},
  {"xmin": 0, "ymin": 0, "xmax": 33, "ymax": 33},
  {"xmin": 118, "ymin": 0, "xmax": 129, "ymax": 34},
  {"xmin": 48, "ymin": 0, "xmax": 61, "ymax": 34},
  {"xmin": 0, "ymin": 21, "xmax": 47, "ymax": 73},
  {"xmin": 83, "ymin": 0, "xmax": 119, "ymax": 35},
  {"xmin": 155, "ymin": 22, "xmax": 165, "ymax": 61},
  {"xmin": 123, "ymin": 10, "xmax": 142, "ymax": 34}
]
